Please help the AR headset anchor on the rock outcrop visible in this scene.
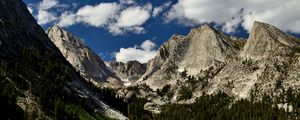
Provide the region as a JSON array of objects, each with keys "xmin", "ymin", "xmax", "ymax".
[{"xmin": 107, "ymin": 61, "xmax": 147, "ymax": 85}]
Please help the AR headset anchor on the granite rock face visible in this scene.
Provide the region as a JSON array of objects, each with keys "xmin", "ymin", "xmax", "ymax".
[
  {"xmin": 240, "ymin": 21, "xmax": 300, "ymax": 60},
  {"xmin": 132, "ymin": 21, "xmax": 300, "ymax": 108},
  {"xmin": 207, "ymin": 21, "xmax": 300, "ymax": 99},
  {"xmin": 135, "ymin": 24, "xmax": 244, "ymax": 90},
  {"xmin": 46, "ymin": 26, "xmax": 123, "ymax": 88}
]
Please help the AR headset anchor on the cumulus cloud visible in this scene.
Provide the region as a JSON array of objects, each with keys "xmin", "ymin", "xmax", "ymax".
[
  {"xmin": 166, "ymin": 0, "xmax": 300, "ymax": 33},
  {"xmin": 38, "ymin": 0, "xmax": 59, "ymax": 10},
  {"xmin": 119, "ymin": 0, "xmax": 135, "ymax": 5},
  {"xmin": 30, "ymin": 0, "xmax": 154, "ymax": 35},
  {"xmin": 37, "ymin": 10, "xmax": 57, "ymax": 25},
  {"xmin": 57, "ymin": 12, "xmax": 77, "ymax": 27},
  {"xmin": 34, "ymin": 0, "xmax": 60, "ymax": 25},
  {"xmin": 56, "ymin": 3, "xmax": 119, "ymax": 27},
  {"xmin": 153, "ymin": 1, "xmax": 172, "ymax": 17},
  {"xmin": 108, "ymin": 4, "xmax": 152, "ymax": 35},
  {"xmin": 55, "ymin": 2, "xmax": 152, "ymax": 35},
  {"xmin": 115, "ymin": 40, "xmax": 157, "ymax": 63},
  {"xmin": 117, "ymin": 6, "xmax": 151, "ymax": 27},
  {"xmin": 76, "ymin": 3, "xmax": 119, "ymax": 27}
]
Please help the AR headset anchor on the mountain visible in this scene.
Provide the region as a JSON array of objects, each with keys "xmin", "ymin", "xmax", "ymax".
[
  {"xmin": 207, "ymin": 21, "xmax": 300, "ymax": 98},
  {"xmin": 106, "ymin": 61, "xmax": 147, "ymax": 86},
  {"xmin": 0, "ymin": 0, "xmax": 126, "ymax": 119},
  {"xmin": 240, "ymin": 21, "xmax": 300, "ymax": 60},
  {"xmin": 126, "ymin": 21, "xmax": 300, "ymax": 114},
  {"xmin": 46, "ymin": 26, "xmax": 123, "ymax": 88},
  {"xmin": 136, "ymin": 24, "xmax": 245, "ymax": 90}
]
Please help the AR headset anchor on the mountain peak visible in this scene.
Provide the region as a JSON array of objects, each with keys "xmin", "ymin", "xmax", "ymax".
[
  {"xmin": 49, "ymin": 25, "xmax": 64, "ymax": 31},
  {"xmin": 253, "ymin": 21, "xmax": 270, "ymax": 27},
  {"xmin": 46, "ymin": 25, "xmax": 117, "ymax": 87},
  {"xmin": 200, "ymin": 23, "xmax": 214, "ymax": 30},
  {"xmin": 240, "ymin": 21, "xmax": 300, "ymax": 60},
  {"xmin": 46, "ymin": 25, "xmax": 64, "ymax": 36},
  {"xmin": 190, "ymin": 23, "xmax": 216, "ymax": 33}
]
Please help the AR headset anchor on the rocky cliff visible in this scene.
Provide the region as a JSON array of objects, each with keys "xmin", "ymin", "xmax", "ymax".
[
  {"xmin": 135, "ymin": 24, "xmax": 245, "ymax": 90},
  {"xmin": 207, "ymin": 21, "xmax": 300, "ymax": 99},
  {"xmin": 46, "ymin": 26, "xmax": 122, "ymax": 88},
  {"xmin": 130, "ymin": 21, "xmax": 300, "ymax": 110},
  {"xmin": 107, "ymin": 61, "xmax": 147, "ymax": 86}
]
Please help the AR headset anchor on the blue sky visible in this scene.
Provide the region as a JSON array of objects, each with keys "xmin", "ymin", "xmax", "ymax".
[{"xmin": 23, "ymin": 0, "xmax": 300, "ymax": 63}]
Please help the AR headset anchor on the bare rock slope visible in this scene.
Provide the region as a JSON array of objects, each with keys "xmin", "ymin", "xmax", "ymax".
[
  {"xmin": 107, "ymin": 61, "xmax": 147, "ymax": 85},
  {"xmin": 133, "ymin": 21, "xmax": 300, "ymax": 106},
  {"xmin": 47, "ymin": 26, "xmax": 123, "ymax": 88},
  {"xmin": 136, "ymin": 24, "xmax": 244, "ymax": 90},
  {"xmin": 207, "ymin": 21, "xmax": 300, "ymax": 99}
]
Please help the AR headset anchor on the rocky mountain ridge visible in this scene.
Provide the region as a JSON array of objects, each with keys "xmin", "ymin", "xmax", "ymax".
[
  {"xmin": 46, "ymin": 26, "xmax": 123, "ymax": 88},
  {"xmin": 135, "ymin": 24, "xmax": 245, "ymax": 89},
  {"xmin": 124, "ymin": 21, "xmax": 300, "ymax": 113}
]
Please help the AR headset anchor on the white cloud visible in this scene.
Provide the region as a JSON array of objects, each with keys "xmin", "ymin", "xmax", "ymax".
[
  {"xmin": 30, "ymin": 0, "xmax": 154, "ymax": 35},
  {"xmin": 222, "ymin": 15, "xmax": 242, "ymax": 33},
  {"xmin": 38, "ymin": 0, "xmax": 59, "ymax": 10},
  {"xmin": 117, "ymin": 6, "xmax": 151, "ymax": 27},
  {"xmin": 115, "ymin": 40, "xmax": 157, "ymax": 63},
  {"xmin": 141, "ymin": 40, "xmax": 156, "ymax": 51},
  {"xmin": 76, "ymin": 3, "xmax": 119, "ymax": 27},
  {"xmin": 34, "ymin": 0, "xmax": 60, "ymax": 25},
  {"xmin": 57, "ymin": 12, "xmax": 77, "ymax": 27},
  {"xmin": 166, "ymin": 0, "xmax": 300, "ymax": 33},
  {"xmin": 108, "ymin": 4, "xmax": 152, "ymax": 35},
  {"xmin": 119, "ymin": 0, "xmax": 135, "ymax": 5},
  {"xmin": 37, "ymin": 10, "xmax": 57, "ymax": 25},
  {"xmin": 153, "ymin": 1, "xmax": 172, "ymax": 17}
]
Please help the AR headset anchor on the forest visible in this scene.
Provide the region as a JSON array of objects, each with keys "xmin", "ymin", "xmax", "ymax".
[{"xmin": 0, "ymin": 48, "xmax": 110, "ymax": 120}]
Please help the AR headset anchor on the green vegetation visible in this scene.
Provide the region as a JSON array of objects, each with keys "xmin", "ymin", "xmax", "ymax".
[
  {"xmin": 0, "ymin": 73, "xmax": 24, "ymax": 120},
  {"xmin": 157, "ymin": 84, "xmax": 171, "ymax": 96},
  {"xmin": 126, "ymin": 90, "xmax": 300, "ymax": 120},
  {"xmin": 0, "ymin": 48, "xmax": 107, "ymax": 119},
  {"xmin": 178, "ymin": 85, "xmax": 193, "ymax": 100},
  {"xmin": 127, "ymin": 97, "xmax": 153, "ymax": 120},
  {"xmin": 94, "ymin": 87, "xmax": 128, "ymax": 116}
]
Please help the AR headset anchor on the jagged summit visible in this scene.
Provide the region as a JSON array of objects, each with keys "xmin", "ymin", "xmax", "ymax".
[
  {"xmin": 47, "ymin": 25, "xmax": 65, "ymax": 35},
  {"xmin": 136, "ymin": 23, "xmax": 244, "ymax": 89},
  {"xmin": 240, "ymin": 21, "xmax": 300, "ymax": 60},
  {"xmin": 46, "ymin": 25, "xmax": 122, "ymax": 88},
  {"xmin": 180, "ymin": 23, "xmax": 242, "ymax": 75},
  {"xmin": 47, "ymin": 25, "xmax": 85, "ymax": 46},
  {"xmin": 130, "ymin": 21, "xmax": 300, "ymax": 109},
  {"xmin": 48, "ymin": 25, "xmax": 61, "ymax": 30},
  {"xmin": 188, "ymin": 23, "xmax": 218, "ymax": 37},
  {"xmin": 198, "ymin": 23, "xmax": 214, "ymax": 31}
]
